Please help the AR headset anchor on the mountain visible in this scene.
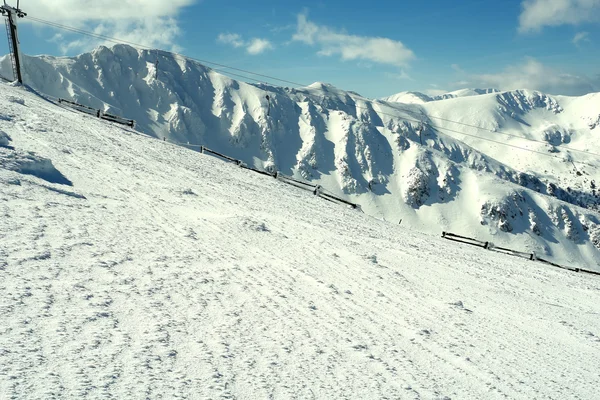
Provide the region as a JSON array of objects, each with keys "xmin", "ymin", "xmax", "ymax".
[
  {"xmin": 380, "ymin": 91, "xmax": 434, "ymax": 104},
  {"xmin": 434, "ymin": 88, "xmax": 501, "ymax": 100},
  {"xmin": 2, "ymin": 79, "xmax": 600, "ymax": 399},
  {"xmin": 380, "ymin": 88, "xmax": 500, "ymax": 104},
  {"xmin": 2, "ymin": 44, "xmax": 600, "ymax": 269}
]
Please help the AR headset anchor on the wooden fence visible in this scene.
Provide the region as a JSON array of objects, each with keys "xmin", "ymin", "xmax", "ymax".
[
  {"xmin": 442, "ymin": 231, "xmax": 600, "ymax": 277},
  {"xmin": 58, "ymin": 98, "xmax": 135, "ymax": 128}
]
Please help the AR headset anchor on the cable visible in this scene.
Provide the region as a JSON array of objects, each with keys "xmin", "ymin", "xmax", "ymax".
[
  {"xmin": 25, "ymin": 17, "xmax": 268, "ymax": 85},
  {"xmin": 372, "ymin": 98, "xmax": 600, "ymax": 158},
  {"xmin": 20, "ymin": 16, "xmax": 600, "ymax": 168},
  {"xmin": 25, "ymin": 16, "xmax": 305, "ymax": 88},
  {"xmin": 427, "ymin": 125, "xmax": 600, "ymax": 170},
  {"xmin": 339, "ymin": 92, "xmax": 599, "ymax": 158},
  {"xmin": 27, "ymin": 16, "xmax": 271, "ymax": 85}
]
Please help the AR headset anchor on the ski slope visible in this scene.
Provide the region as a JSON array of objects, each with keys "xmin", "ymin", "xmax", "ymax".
[
  {"xmin": 1, "ymin": 81, "xmax": 600, "ymax": 399},
  {"xmin": 3, "ymin": 45, "xmax": 600, "ymax": 268}
]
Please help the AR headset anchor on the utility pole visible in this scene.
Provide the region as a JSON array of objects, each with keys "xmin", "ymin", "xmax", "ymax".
[{"xmin": 1, "ymin": 1, "xmax": 27, "ymax": 84}]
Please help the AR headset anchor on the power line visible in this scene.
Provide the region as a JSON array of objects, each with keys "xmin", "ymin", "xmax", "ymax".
[
  {"xmin": 427, "ymin": 125, "xmax": 600, "ymax": 170},
  {"xmin": 26, "ymin": 16, "xmax": 270, "ymax": 85},
  {"xmin": 25, "ymin": 16, "xmax": 305, "ymax": 88},
  {"xmin": 20, "ymin": 16, "xmax": 600, "ymax": 169},
  {"xmin": 371, "ymin": 98, "xmax": 600, "ymax": 158}
]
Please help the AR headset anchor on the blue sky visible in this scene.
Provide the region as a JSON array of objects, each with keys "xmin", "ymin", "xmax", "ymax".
[{"xmin": 2, "ymin": 0, "xmax": 600, "ymax": 97}]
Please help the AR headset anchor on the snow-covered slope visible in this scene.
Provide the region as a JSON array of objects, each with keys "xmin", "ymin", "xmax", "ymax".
[
  {"xmin": 381, "ymin": 88, "xmax": 500, "ymax": 104},
  {"xmin": 380, "ymin": 91, "xmax": 434, "ymax": 104},
  {"xmin": 3, "ymin": 45, "xmax": 600, "ymax": 268},
  {"xmin": 2, "ymin": 79, "xmax": 600, "ymax": 400}
]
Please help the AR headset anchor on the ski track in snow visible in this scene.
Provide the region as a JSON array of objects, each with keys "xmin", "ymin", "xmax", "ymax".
[{"xmin": 1, "ymin": 84, "xmax": 600, "ymax": 399}]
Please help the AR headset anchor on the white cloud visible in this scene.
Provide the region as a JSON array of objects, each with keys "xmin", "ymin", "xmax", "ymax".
[
  {"xmin": 22, "ymin": 0, "xmax": 197, "ymax": 52},
  {"xmin": 518, "ymin": 0, "xmax": 600, "ymax": 32},
  {"xmin": 573, "ymin": 31, "xmax": 590, "ymax": 45},
  {"xmin": 23, "ymin": 0, "xmax": 196, "ymax": 22},
  {"xmin": 217, "ymin": 33, "xmax": 245, "ymax": 48},
  {"xmin": 246, "ymin": 38, "xmax": 274, "ymax": 55},
  {"xmin": 217, "ymin": 33, "xmax": 274, "ymax": 55},
  {"xmin": 384, "ymin": 70, "xmax": 412, "ymax": 80},
  {"xmin": 451, "ymin": 64, "xmax": 465, "ymax": 74},
  {"xmin": 292, "ymin": 13, "xmax": 415, "ymax": 68},
  {"xmin": 463, "ymin": 58, "xmax": 600, "ymax": 96}
]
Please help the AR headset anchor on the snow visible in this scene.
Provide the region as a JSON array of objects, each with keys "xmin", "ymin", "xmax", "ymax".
[
  {"xmin": 0, "ymin": 130, "xmax": 11, "ymax": 147},
  {"xmin": 380, "ymin": 88, "xmax": 500, "ymax": 104},
  {"xmin": 2, "ymin": 44, "xmax": 600, "ymax": 268},
  {"xmin": 1, "ymin": 77, "xmax": 600, "ymax": 399}
]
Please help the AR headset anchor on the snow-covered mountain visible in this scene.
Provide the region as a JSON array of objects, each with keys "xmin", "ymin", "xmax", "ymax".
[
  {"xmin": 3, "ymin": 44, "xmax": 600, "ymax": 269},
  {"xmin": 380, "ymin": 88, "xmax": 500, "ymax": 104},
  {"xmin": 2, "ymin": 80, "xmax": 600, "ymax": 399},
  {"xmin": 380, "ymin": 91, "xmax": 434, "ymax": 104}
]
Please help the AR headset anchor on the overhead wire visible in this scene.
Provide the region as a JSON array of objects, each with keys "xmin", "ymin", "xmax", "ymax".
[
  {"xmin": 24, "ymin": 17, "xmax": 268, "ymax": 85},
  {"xmin": 25, "ymin": 16, "xmax": 305, "ymax": 87},
  {"xmin": 374, "ymin": 99, "xmax": 600, "ymax": 158},
  {"xmin": 21, "ymin": 15, "xmax": 600, "ymax": 169},
  {"xmin": 338, "ymin": 98, "xmax": 600, "ymax": 169}
]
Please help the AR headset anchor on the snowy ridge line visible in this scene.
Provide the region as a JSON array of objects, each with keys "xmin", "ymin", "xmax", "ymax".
[
  {"xmin": 162, "ymin": 137, "xmax": 360, "ymax": 210},
  {"xmin": 442, "ymin": 231, "xmax": 600, "ymax": 277},
  {"xmin": 57, "ymin": 98, "xmax": 135, "ymax": 128}
]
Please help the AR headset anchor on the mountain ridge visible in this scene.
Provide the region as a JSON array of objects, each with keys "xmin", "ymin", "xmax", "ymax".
[{"xmin": 3, "ymin": 44, "xmax": 600, "ymax": 268}]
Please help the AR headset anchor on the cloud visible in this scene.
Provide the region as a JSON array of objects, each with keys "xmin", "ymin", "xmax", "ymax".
[
  {"xmin": 573, "ymin": 31, "xmax": 591, "ymax": 46},
  {"xmin": 292, "ymin": 13, "xmax": 415, "ymax": 68},
  {"xmin": 217, "ymin": 33, "xmax": 274, "ymax": 55},
  {"xmin": 384, "ymin": 70, "xmax": 412, "ymax": 80},
  {"xmin": 463, "ymin": 58, "xmax": 600, "ymax": 96},
  {"xmin": 246, "ymin": 38, "xmax": 274, "ymax": 55},
  {"xmin": 518, "ymin": 0, "xmax": 600, "ymax": 32},
  {"xmin": 22, "ymin": 0, "xmax": 197, "ymax": 52},
  {"xmin": 451, "ymin": 64, "xmax": 465, "ymax": 74},
  {"xmin": 217, "ymin": 33, "xmax": 245, "ymax": 48}
]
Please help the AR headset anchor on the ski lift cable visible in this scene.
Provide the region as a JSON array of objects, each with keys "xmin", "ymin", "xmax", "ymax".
[
  {"xmin": 428, "ymin": 125, "xmax": 600, "ymax": 170},
  {"xmin": 23, "ymin": 16, "xmax": 600, "ymax": 164},
  {"xmin": 28, "ymin": 17, "xmax": 286, "ymax": 87},
  {"xmin": 26, "ymin": 17, "xmax": 278, "ymax": 86},
  {"xmin": 25, "ymin": 16, "xmax": 306, "ymax": 87},
  {"xmin": 371, "ymin": 99, "xmax": 600, "ymax": 157},
  {"xmin": 348, "ymin": 94, "xmax": 600, "ymax": 159},
  {"xmin": 335, "ymin": 100, "xmax": 600, "ymax": 168}
]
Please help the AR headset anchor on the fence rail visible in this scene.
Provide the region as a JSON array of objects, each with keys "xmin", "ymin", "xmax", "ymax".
[
  {"xmin": 58, "ymin": 98, "xmax": 135, "ymax": 127},
  {"xmin": 442, "ymin": 231, "xmax": 599, "ymax": 277},
  {"xmin": 162, "ymin": 137, "xmax": 361, "ymax": 211},
  {"xmin": 201, "ymin": 147, "xmax": 243, "ymax": 164}
]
